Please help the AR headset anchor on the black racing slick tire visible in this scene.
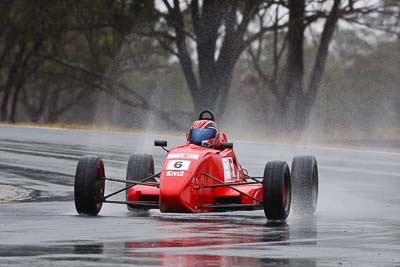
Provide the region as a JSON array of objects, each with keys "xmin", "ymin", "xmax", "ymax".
[
  {"xmin": 291, "ymin": 156, "xmax": 318, "ymax": 216},
  {"xmin": 74, "ymin": 156, "xmax": 105, "ymax": 216},
  {"xmin": 126, "ymin": 154, "xmax": 156, "ymax": 211},
  {"xmin": 262, "ymin": 161, "xmax": 291, "ymax": 221}
]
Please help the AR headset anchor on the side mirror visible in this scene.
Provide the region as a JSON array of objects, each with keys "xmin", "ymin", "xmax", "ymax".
[
  {"xmin": 220, "ymin": 142, "xmax": 233, "ymax": 150},
  {"xmin": 154, "ymin": 140, "xmax": 168, "ymax": 147}
]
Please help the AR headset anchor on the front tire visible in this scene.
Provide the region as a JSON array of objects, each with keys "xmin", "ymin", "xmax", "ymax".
[
  {"xmin": 74, "ymin": 156, "xmax": 105, "ymax": 216},
  {"xmin": 291, "ymin": 156, "xmax": 318, "ymax": 216},
  {"xmin": 126, "ymin": 154, "xmax": 155, "ymax": 211},
  {"xmin": 262, "ymin": 161, "xmax": 291, "ymax": 221}
]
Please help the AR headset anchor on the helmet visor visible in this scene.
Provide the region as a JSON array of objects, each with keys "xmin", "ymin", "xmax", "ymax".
[{"xmin": 189, "ymin": 128, "xmax": 216, "ymax": 144}]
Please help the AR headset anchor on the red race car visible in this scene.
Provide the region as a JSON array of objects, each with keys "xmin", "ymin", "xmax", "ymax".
[{"xmin": 74, "ymin": 110, "xmax": 318, "ymax": 221}]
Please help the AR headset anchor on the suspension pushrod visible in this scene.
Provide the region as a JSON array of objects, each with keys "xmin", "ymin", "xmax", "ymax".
[
  {"xmin": 103, "ymin": 172, "xmax": 160, "ymax": 184},
  {"xmin": 102, "ymin": 172, "xmax": 161, "ymax": 200},
  {"xmin": 245, "ymin": 176, "xmax": 263, "ymax": 183},
  {"xmin": 202, "ymin": 173, "xmax": 261, "ymax": 203},
  {"xmin": 197, "ymin": 182, "xmax": 260, "ymax": 189},
  {"xmin": 104, "ymin": 177, "xmax": 160, "ymax": 187}
]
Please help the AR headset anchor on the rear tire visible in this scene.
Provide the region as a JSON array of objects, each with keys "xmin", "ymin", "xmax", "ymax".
[
  {"xmin": 262, "ymin": 161, "xmax": 291, "ymax": 221},
  {"xmin": 291, "ymin": 156, "xmax": 318, "ymax": 216},
  {"xmin": 126, "ymin": 154, "xmax": 155, "ymax": 211},
  {"xmin": 74, "ymin": 156, "xmax": 105, "ymax": 216}
]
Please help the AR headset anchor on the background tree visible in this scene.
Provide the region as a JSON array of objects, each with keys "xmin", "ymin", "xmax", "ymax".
[
  {"xmin": 0, "ymin": 1, "xmax": 69, "ymax": 122},
  {"xmin": 0, "ymin": 0, "xmax": 182, "ymax": 125},
  {"xmin": 153, "ymin": 0, "xmax": 288, "ymax": 117},
  {"xmin": 247, "ymin": 0, "xmax": 386, "ymax": 132}
]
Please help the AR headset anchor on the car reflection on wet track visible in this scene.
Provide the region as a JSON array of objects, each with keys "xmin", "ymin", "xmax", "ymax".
[{"xmin": 122, "ymin": 220, "xmax": 297, "ymax": 267}]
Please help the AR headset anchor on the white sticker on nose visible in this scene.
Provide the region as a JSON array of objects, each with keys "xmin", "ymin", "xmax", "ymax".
[{"xmin": 166, "ymin": 160, "xmax": 191, "ymax": 171}]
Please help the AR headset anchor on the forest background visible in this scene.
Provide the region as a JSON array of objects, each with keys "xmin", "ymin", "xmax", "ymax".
[{"xmin": 0, "ymin": 0, "xmax": 399, "ymax": 145}]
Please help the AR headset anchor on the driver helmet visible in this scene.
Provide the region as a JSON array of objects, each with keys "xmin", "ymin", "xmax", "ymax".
[{"xmin": 188, "ymin": 120, "xmax": 219, "ymax": 146}]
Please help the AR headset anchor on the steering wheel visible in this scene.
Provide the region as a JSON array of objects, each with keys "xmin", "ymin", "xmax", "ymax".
[{"xmin": 198, "ymin": 110, "xmax": 215, "ymax": 121}]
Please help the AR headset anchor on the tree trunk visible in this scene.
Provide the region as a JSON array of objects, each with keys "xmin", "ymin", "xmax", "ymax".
[
  {"xmin": 46, "ymin": 89, "xmax": 60, "ymax": 123},
  {"xmin": 213, "ymin": 66, "xmax": 234, "ymax": 117},
  {"xmin": 9, "ymin": 81, "xmax": 24, "ymax": 122},
  {"xmin": 1, "ymin": 39, "xmax": 29, "ymax": 122},
  {"xmin": 1, "ymin": 61, "xmax": 19, "ymax": 121},
  {"xmin": 304, "ymin": 0, "xmax": 341, "ymax": 115},
  {"xmin": 283, "ymin": 0, "xmax": 341, "ymax": 132},
  {"xmin": 166, "ymin": 0, "xmax": 259, "ymax": 119},
  {"xmin": 194, "ymin": 66, "xmax": 233, "ymax": 118},
  {"xmin": 1, "ymin": 88, "xmax": 11, "ymax": 121},
  {"xmin": 1, "ymin": 66, "xmax": 17, "ymax": 121},
  {"xmin": 283, "ymin": 0, "xmax": 305, "ymax": 131}
]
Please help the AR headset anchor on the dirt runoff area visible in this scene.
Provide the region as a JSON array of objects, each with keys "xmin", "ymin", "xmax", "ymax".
[{"xmin": 0, "ymin": 185, "xmax": 31, "ymax": 203}]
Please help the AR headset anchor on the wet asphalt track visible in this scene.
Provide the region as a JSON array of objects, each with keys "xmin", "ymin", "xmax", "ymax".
[{"xmin": 0, "ymin": 125, "xmax": 399, "ymax": 267}]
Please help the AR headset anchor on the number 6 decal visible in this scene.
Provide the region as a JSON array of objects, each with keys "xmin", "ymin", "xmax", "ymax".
[
  {"xmin": 166, "ymin": 160, "xmax": 191, "ymax": 171},
  {"xmin": 174, "ymin": 161, "xmax": 183, "ymax": 169}
]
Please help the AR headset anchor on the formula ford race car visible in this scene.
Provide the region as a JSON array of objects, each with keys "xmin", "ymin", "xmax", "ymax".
[{"xmin": 74, "ymin": 110, "xmax": 318, "ymax": 221}]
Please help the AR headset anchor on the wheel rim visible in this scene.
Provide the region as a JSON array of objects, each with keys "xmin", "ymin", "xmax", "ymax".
[
  {"xmin": 96, "ymin": 160, "xmax": 105, "ymax": 210},
  {"xmin": 283, "ymin": 178, "xmax": 286, "ymax": 205},
  {"xmin": 312, "ymin": 164, "xmax": 318, "ymax": 209},
  {"xmin": 283, "ymin": 171, "xmax": 291, "ymax": 213}
]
